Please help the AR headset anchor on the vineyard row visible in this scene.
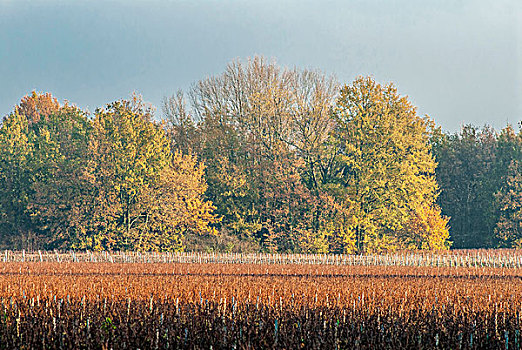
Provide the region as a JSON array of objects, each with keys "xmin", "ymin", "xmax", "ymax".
[{"xmin": 2, "ymin": 250, "xmax": 522, "ymax": 268}]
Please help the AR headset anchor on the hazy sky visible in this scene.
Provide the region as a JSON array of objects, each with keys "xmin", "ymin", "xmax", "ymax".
[{"xmin": 1, "ymin": 0, "xmax": 521, "ymax": 131}]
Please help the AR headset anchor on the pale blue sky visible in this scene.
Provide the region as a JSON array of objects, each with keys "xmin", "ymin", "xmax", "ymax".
[{"xmin": 1, "ymin": 0, "xmax": 520, "ymax": 131}]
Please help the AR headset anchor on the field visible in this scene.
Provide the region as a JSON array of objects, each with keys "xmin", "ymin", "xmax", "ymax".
[{"xmin": 1, "ymin": 251, "xmax": 522, "ymax": 349}]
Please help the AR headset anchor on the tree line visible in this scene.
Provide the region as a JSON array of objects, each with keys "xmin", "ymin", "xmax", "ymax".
[
  {"xmin": 0, "ymin": 57, "xmax": 519, "ymax": 252},
  {"xmin": 433, "ymin": 124, "xmax": 521, "ymax": 249}
]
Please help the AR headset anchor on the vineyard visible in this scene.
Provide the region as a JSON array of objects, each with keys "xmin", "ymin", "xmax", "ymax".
[
  {"xmin": 1, "ymin": 252, "xmax": 522, "ymax": 349},
  {"xmin": 5, "ymin": 250, "xmax": 522, "ymax": 267}
]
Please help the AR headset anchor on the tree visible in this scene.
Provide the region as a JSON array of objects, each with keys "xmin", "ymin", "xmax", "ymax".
[
  {"xmin": 495, "ymin": 160, "xmax": 522, "ymax": 247},
  {"xmin": 332, "ymin": 76, "xmax": 449, "ymax": 252},
  {"xmin": 163, "ymin": 57, "xmax": 349, "ymax": 252},
  {"xmin": 15, "ymin": 91, "xmax": 61, "ymax": 125},
  {"xmin": 0, "ymin": 91, "xmax": 70, "ymax": 249},
  {"xmin": 75, "ymin": 98, "xmax": 218, "ymax": 251},
  {"xmin": 0, "ymin": 112, "xmax": 35, "ymax": 248},
  {"xmin": 494, "ymin": 125, "xmax": 522, "ymax": 247},
  {"xmin": 162, "ymin": 90, "xmax": 198, "ymax": 155},
  {"xmin": 432, "ymin": 125, "xmax": 498, "ymax": 248},
  {"xmin": 27, "ymin": 104, "xmax": 94, "ymax": 248}
]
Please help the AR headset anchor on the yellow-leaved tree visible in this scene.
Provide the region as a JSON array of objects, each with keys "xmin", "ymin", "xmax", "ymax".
[
  {"xmin": 74, "ymin": 98, "xmax": 218, "ymax": 251},
  {"xmin": 332, "ymin": 77, "xmax": 450, "ymax": 252}
]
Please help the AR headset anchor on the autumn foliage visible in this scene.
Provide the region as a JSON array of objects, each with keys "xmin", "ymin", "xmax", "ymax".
[
  {"xmin": 1, "ymin": 57, "xmax": 520, "ymax": 252},
  {"xmin": 162, "ymin": 58, "xmax": 451, "ymax": 253},
  {"xmin": 0, "ymin": 93, "xmax": 217, "ymax": 251}
]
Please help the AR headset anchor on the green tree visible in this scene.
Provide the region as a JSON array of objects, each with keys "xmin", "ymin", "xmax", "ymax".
[
  {"xmin": 495, "ymin": 160, "xmax": 522, "ymax": 247},
  {"xmin": 27, "ymin": 105, "xmax": 94, "ymax": 248},
  {"xmin": 0, "ymin": 112, "xmax": 35, "ymax": 248},
  {"xmin": 432, "ymin": 125, "xmax": 498, "ymax": 248},
  {"xmin": 494, "ymin": 125, "xmax": 522, "ymax": 247},
  {"xmin": 332, "ymin": 76, "xmax": 449, "ymax": 252},
  {"xmin": 0, "ymin": 91, "xmax": 69, "ymax": 249}
]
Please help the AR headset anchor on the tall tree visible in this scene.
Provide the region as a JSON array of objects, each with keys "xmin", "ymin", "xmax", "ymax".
[
  {"xmin": 495, "ymin": 159, "xmax": 522, "ymax": 247},
  {"xmin": 494, "ymin": 125, "xmax": 522, "ymax": 247},
  {"xmin": 0, "ymin": 112, "xmax": 35, "ymax": 248},
  {"xmin": 75, "ymin": 98, "xmax": 218, "ymax": 251},
  {"xmin": 332, "ymin": 76, "xmax": 449, "ymax": 252},
  {"xmin": 432, "ymin": 125, "xmax": 498, "ymax": 248},
  {"xmin": 27, "ymin": 105, "xmax": 94, "ymax": 248},
  {"xmin": 164, "ymin": 57, "xmax": 349, "ymax": 253},
  {"xmin": 0, "ymin": 91, "xmax": 68, "ymax": 249}
]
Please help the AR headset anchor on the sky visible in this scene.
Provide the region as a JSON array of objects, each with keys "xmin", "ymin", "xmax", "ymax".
[{"xmin": 0, "ymin": 0, "xmax": 521, "ymax": 132}]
